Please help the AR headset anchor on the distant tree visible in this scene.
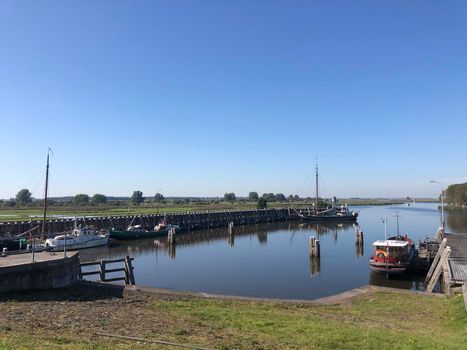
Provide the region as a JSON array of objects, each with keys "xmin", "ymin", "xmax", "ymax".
[
  {"xmin": 257, "ymin": 198, "xmax": 267, "ymax": 209},
  {"xmin": 275, "ymin": 193, "xmax": 286, "ymax": 202},
  {"xmin": 446, "ymin": 183, "xmax": 467, "ymax": 208},
  {"xmin": 224, "ymin": 193, "xmax": 236, "ymax": 202},
  {"xmin": 16, "ymin": 189, "xmax": 32, "ymax": 205},
  {"xmin": 92, "ymin": 194, "xmax": 107, "ymax": 204},
  {"xmin": 248, "ymin": 192, "xmax": 259, "ymax": 201},
  {"xmin": 262, "ymin": 193, "xmax": 275, "ymax": 202},
  {"xmin": 288, "ymin": 195, "xmax": 295, "ymax": 201},
  {"xmin": 131, "ymin": 190, "xmax": 144, "ymax": 205},
  {"xmin": 154, "ymin": 193, "xmax": 165, "ymax": 203},
  {"xmin": 74, "ymin": 194, "xmax": 89, "ymax": 205},
  {"xmin": 5, "ymin": 200, "xmax": 16, "ymax": 207},
  {"xmin": 294, "ymin": 195, "xmax": 300, "ymax": 201}
]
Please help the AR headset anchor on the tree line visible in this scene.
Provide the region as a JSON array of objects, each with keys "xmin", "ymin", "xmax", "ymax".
[
  {"xmin": 445, "ymin": 182, "xmax": 467, "ymax": 208},
  {"xmin": 2, "ymin": 188, "xmax": 305, "ymax": 208}
]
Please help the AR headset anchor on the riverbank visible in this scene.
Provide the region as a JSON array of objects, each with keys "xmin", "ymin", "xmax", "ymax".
[
  {"xmin": 0, "ymin": 285, "xmax": 465, "ymax": 349},
  {"xmin": 0, "ymin": 198, "xmax": 437, "ymax": 222}
]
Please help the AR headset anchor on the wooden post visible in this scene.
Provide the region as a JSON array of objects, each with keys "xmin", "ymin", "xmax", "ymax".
[
  {"xmin": 99, "ymin": 259, "xmax": 106, "ymax": 282},
  {"xmin": 309, "ymin": 236, "xmax": 320, "ymax": 257},
  {"xmin": 125, "ymin": 256, "xmax": 135, "ymax": 285},
  {"xmin": 167, "ymin": 228, "xmax": 176, "ymax": 245},
  {"xmin": 355, "ymin": 230, "xmax": 363, "ymax": 245},
  {"xmin": 228, "ymin": 222, "xmax": 234, "ymax": 235},
  {"xmin": 426, "ymin": 246, "xmax": 451, "ymax": 293},
  {"xmin": 425, "ymin": 238, "xmax": 447, "ymax": 283}
]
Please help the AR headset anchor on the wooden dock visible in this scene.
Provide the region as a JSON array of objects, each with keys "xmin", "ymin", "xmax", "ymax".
[
  {"xmin": 0, "ymin": 208, "xmax": 304, "ymax": 236},
  {"xmin": 425, "ymin": 229, "xmax": 467, "ymax": 309}
]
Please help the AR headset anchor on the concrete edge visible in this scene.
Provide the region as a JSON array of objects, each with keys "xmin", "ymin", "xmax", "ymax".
[{"xmin": 74, "ymin": 281, "xmax": 445, "ymax": 305}]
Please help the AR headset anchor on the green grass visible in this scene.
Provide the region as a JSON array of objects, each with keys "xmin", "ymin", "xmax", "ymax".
[
  {"xmin": 0, "ymin": 291, "xmax": 465, "ymax": 349},
  {"xmin": 148, "ymin": 292, "xmax": 467, "ymax": 350}
]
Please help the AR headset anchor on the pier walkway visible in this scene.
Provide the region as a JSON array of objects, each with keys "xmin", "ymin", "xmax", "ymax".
[{"xmin": 445, "ymin": 233, "xmax": 467, "ymax": 285}]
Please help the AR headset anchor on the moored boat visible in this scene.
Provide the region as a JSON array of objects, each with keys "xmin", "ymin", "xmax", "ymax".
[
  {"xmin": 368, "ymin": 235, "xmax": 415, "ymax": 275},
  {"xmin": 110, "ymin": 222, "xmax": 181, "ymax": 240},
  {"xmin": 44, "ymin": 226, "xmax": 109, "ymax": 251},
  {"xmin": 294, "ymin": 160, "xmax": 358, "ymax": 223}
]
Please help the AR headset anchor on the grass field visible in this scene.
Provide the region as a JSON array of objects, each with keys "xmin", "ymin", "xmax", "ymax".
[{"xmin": 0, "ymin": 289, "xmax": 465, "ymax": 349}]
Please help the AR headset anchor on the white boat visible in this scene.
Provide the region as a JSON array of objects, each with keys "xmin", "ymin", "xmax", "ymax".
[{"xmin": 44, "ymin": 226, "xmax": 109, "ymax": 251}]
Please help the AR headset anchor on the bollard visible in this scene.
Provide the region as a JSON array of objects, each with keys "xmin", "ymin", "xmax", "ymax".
[{"xmin": 1, "ymin": 247, "xmax": 8, "ymax": 257}]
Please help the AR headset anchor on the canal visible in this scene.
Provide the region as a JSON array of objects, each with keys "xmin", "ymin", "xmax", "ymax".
[{"xmin": 79, "ymin": 203, "xmax": 467, "ymax": 300}]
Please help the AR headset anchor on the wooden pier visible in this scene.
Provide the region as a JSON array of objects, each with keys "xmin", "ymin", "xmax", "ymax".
[
  {"xmin": 0, "ymin": 208, "xmax": 304, "ymax": 236},
  {"xmin": 425, "ymin": 229, "xmax": 467, "ymax": 309}
]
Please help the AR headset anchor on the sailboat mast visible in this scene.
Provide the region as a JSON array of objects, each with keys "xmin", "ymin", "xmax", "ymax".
[{"xmin": 41, "ymin": 153, "xmax": 50, "ymax": 236}]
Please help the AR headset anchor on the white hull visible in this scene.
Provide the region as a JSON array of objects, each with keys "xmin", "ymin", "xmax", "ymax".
[{"xmin": 45, "ymin": 235, "xmax": 109, "ymax": 251}]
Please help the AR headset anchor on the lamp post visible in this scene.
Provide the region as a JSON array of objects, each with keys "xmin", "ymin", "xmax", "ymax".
[{"xmin": 430, "ymin": 180, "xmax": 444, "ymax": 229}]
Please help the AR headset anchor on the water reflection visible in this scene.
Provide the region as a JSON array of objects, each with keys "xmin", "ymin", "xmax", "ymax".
[
  {"xmin": 447, "ymin": 211, "xmax": 467, "ymax": 233},
  {"xmin": 309, "ymin": 255, "xmax": 320, "ymax": 277},
  {"xmin": 368, "ymin": 271, "xmax": 427, "ymax": 291},
  {"xmin": 77, "ymin": 203, "xmax": 464, "ymax": 300},
  {"xmin": 355, "ymin": 242, "xmax": 364, "ymax": 258}
]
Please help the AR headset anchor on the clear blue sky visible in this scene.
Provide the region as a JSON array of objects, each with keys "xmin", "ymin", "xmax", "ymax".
[{"xmin": 1, "ymin": 1, "xmax": 466, "ymax": 199}]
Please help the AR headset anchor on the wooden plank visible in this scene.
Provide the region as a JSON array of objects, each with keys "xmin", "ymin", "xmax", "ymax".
[
  {"xmin": 442, "ymin": 258, "xmax": 452, "ymax": 295},
  {"xmin": 80, "ymin": 261, "xmax": 101, "ymax": 267},
  {"xmin": 426, "ymin": 247, "xmax": 451, "ymax": 293},
  {"xmin": 81, "ymin": 271, "xmax": 101, "ymax": 276},
  {"xmin": 425, "ymin": 238, "xmax": 447, "ymax": 283},
  {"xmin": 104, "ymin": 257, "xmax": 133, "ymax": 264},
  {"xmin": 105, "ymin": 268, "xmax": 126, "ymax": 274},
  {"xmin": 462, "ymin": 283, "xmax": 467, "ymax": 312}
]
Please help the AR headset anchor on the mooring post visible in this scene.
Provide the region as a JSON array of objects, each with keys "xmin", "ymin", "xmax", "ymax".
[
  {"xmin": 355, "ymin": 230, "xmax": 364, "ymax": 245},
  {"xmin": 228, "ymin": 222, "xmax": 234, "ymax": 235},
  {"xmin": 309, "ymin": 236, "xmax": 320, "ymax": 257},
  {"xmin": 168, "ymin": 228, "xmax": 176, "ymax": 245}
]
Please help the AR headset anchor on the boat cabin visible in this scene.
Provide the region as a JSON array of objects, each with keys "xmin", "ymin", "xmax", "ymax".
[{"xmin": 371, "ymin": 240, "xmax": 411, "ymax": 262}]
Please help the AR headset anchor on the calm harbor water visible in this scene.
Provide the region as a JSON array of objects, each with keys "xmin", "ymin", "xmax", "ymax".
[{"xmin": 79, "ymin": 203, "xmax": 467, "ymax": 300}]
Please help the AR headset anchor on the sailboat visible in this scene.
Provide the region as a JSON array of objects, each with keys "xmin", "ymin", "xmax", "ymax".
[
  {"xmin": 39, "ymin": 150, "xmax": 109, "ymax": 251},
  {"xmin": 294, "ymin": 161, "xmax": 358, "ymax": 223}
]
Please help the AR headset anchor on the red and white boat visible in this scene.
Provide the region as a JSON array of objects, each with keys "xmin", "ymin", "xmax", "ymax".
[{"xmin": 369, "ymin": 235, "xmax": 415, "ymax": 275}]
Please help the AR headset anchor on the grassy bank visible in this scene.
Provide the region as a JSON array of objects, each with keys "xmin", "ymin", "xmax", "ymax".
[
  {"xmin": 0, "ymin": 198, "xmax": 436, "ymax": 223},
  {"xmin": 0, "ymin": 288, "xmax": 465, "ymax": 349}
]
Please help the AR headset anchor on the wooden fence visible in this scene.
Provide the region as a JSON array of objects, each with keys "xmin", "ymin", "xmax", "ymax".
[{"xmin": 79, "ymin": 256, "xmax": 135, "ymax": 285}]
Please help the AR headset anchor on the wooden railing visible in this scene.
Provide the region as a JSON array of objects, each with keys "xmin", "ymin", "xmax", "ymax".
[{"xmin": 79, "ymin": 256, "xmax": 135, "ymax": 285}]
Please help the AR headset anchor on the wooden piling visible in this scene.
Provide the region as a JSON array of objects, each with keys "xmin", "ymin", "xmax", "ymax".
[{"xmin": 309, "ymin": 236, "xmax": 320, "ymax": 257}]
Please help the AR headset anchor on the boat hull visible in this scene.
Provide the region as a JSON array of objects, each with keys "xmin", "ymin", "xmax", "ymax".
[
  {"xmin": 45, "ymin": 235, "xmax": 109, "ymax": 251},
  {"xmin": 110, "ymin": 229, "xmax": 169, "ymax": 240},
  {"xmin": 300, "ymin": 215, "xmax": 358, "ymax": 223},
  {"xmin": 368, "ymin": 261, "xmax": 410, "ymax": 275}
]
